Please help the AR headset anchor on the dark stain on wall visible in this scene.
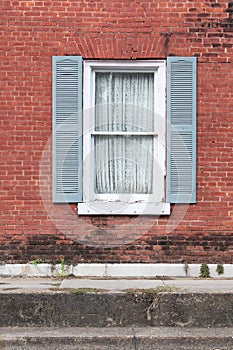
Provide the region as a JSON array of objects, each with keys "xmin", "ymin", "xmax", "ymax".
[{"xmin": 1, "ymin": 232, "xmax": 233, "ymax": 264}]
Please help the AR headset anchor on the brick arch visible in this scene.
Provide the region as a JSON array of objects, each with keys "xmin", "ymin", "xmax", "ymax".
[{"xmin": 66, "ymin": 35, "xmax": 168, "ymax": 59}]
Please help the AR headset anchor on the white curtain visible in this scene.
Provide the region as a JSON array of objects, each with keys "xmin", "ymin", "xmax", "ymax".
[{"xmin": 94, "ymin": 72, "xmax": 154, "ymax": 194}]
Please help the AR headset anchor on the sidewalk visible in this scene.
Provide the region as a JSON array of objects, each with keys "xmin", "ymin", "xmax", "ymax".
[{"xmin": 0, "ymin": 276, "xmax": 233, "ymax": 292}]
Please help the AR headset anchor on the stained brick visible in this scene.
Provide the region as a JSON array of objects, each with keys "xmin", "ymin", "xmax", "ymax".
[{"xmin": 0, "ymin": 0, "xmax": 233, "ymax": 263}]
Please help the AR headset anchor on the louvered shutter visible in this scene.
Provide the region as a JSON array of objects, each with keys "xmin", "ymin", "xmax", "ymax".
[
  {"xmin": 52, "ymin": 56, "xmax": 82, "ymax": 203},
  {"xmin": 166, "ymin": 57, "xmax": 196, "ymax": 203}
]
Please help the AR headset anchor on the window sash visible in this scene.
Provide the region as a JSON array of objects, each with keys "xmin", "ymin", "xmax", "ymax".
[
  {"xmin": 82, "ymin": 60, "xmax": 166, "ymax": 205},
  {"xmin": 95, "ymin": 71, "xmax": 155, "ymax": 133},
  {"xmin": 93, "ymin": 134, "xmax": 155, "ymax": 195}
]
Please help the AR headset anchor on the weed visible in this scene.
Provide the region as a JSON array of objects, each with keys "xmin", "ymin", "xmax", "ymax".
[
  {"xmin": 123, "ymin": 286, "xmax": 180, "ymax": 294},
  {"xmin": 59, "ymin": 258, "xmax": 68, "ymax": 277},
  {"xmin": 145, "ymin": 286, "xmax": 182, "ymax": 321},
  {"xmin": 200, "ymin": 263, "xmax": 210, "ymax": 278},
  {"xmin": 29, "ymin": 258, "xmax": 42, "ymax": 265},
  {"xmin": 216, "ymin": 264, "xmax": 224, "ymax": 275},
  {"xmin": 49, "ymin": 287, "xmax": 107, "ymax": 293},
  {"xmin": 70, "ymin": 288, "xmax": 107, "ymax": 294}
]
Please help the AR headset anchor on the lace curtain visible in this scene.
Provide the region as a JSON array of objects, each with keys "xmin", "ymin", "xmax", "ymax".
[{"xmin": 94, "ymin": 72, "xmax": 154, "ymax": 194}]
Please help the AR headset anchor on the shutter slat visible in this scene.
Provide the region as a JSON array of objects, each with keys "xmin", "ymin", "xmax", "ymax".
[
  {"xmin": 52, "ymin": 56, "xmax": 82, "ymax": 203},
  {"xmin": 167, "ymin": 57, "xmax": 196, "ymax": 203}
]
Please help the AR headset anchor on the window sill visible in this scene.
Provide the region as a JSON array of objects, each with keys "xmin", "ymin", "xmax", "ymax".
[{"xmin": 78, "ymin": 202, "xmax": 170, "ymax": 215}]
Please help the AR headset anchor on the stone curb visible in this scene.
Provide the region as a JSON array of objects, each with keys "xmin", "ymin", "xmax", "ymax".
[
  {"xmin": 0, "ymin": 327, "xmax": 233, "ymax": 350},
  {"xmin": 1, "ymin": 292, "xmax": 233, "ymax": 327}
]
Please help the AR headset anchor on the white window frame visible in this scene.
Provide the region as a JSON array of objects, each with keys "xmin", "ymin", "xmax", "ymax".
[{"xmin": 78, "ymin": 60, "xmax": 170, "ymax": 215}]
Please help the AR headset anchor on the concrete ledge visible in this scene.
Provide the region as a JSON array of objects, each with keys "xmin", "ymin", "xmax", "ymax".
[
  {"xmin": 0, "ymin": 263, "xmax": 232, "ymax": 278},
  {"xmin": 0, "ymin": 327, "xmax": 233, "ymax": 350},
  {"xmin": 1, "ymin": 292, "xmax": 233, "ymax": 327}
]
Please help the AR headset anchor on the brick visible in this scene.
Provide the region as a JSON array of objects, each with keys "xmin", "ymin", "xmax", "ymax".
[{"xmin": 0, "ymin": 0, "xmax": 232, "ymax": 263}]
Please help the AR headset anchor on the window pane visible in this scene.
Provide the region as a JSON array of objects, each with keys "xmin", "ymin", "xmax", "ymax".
[
  {"xmin": 94, "ymin": 135, "xmax": 154, "ymax": 194},
  {"xmin": 95, "ymin": 72, "xmax": 154, "ymax": 132}
]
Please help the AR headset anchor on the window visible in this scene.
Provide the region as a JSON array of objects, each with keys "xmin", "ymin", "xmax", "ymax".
[
  {"xmin": 80, "ymin": 60, "xmax": 167, "ymax": 215},
  {"xmin": 52, "ymin": 56, "xmax": 196, "ymax": 215}
]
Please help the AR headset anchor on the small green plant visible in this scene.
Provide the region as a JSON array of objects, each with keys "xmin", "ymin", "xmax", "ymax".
[
  {"xmin": 216, "ymin": 264, "xmax": 224, "ymax": 275},
  {"xmin": 70, "ymin": 288, "xmax": 107, "ymax": 294},
  {"xmin": 145, "ymin": 286, "xmax": 181, "ymax": 321},
  {"xmin": 59, "ymin": 258, "xmax": 68, "ymax": 277},
  {"xmin": 124, "ymin": 286, "xmax": 181, "ymax": 295},
  {"xmin": 49, "ymin": 287, "xmax": 107, "ymax": 293},
  {"xmin": 200, "ymin": 263, "xmax": 210, "ymax": 278},
  {"xmin": 30, "ymin": 258, "xmax": 42, "ymax": 265}
]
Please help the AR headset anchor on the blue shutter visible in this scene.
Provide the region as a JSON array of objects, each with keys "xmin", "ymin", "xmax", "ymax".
[
  {"xmin": 167, "ymin": 57, "xmax": 196, "ymax": 203},
  {"xmin": 52, "ymin": 56, "xmax": 82, "ymax": 203}
]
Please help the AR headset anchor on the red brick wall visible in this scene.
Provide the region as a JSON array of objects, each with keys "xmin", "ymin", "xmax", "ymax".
[{"xmin": 1, "ymin": 0, "xmax": 233, "ymax": 263}]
